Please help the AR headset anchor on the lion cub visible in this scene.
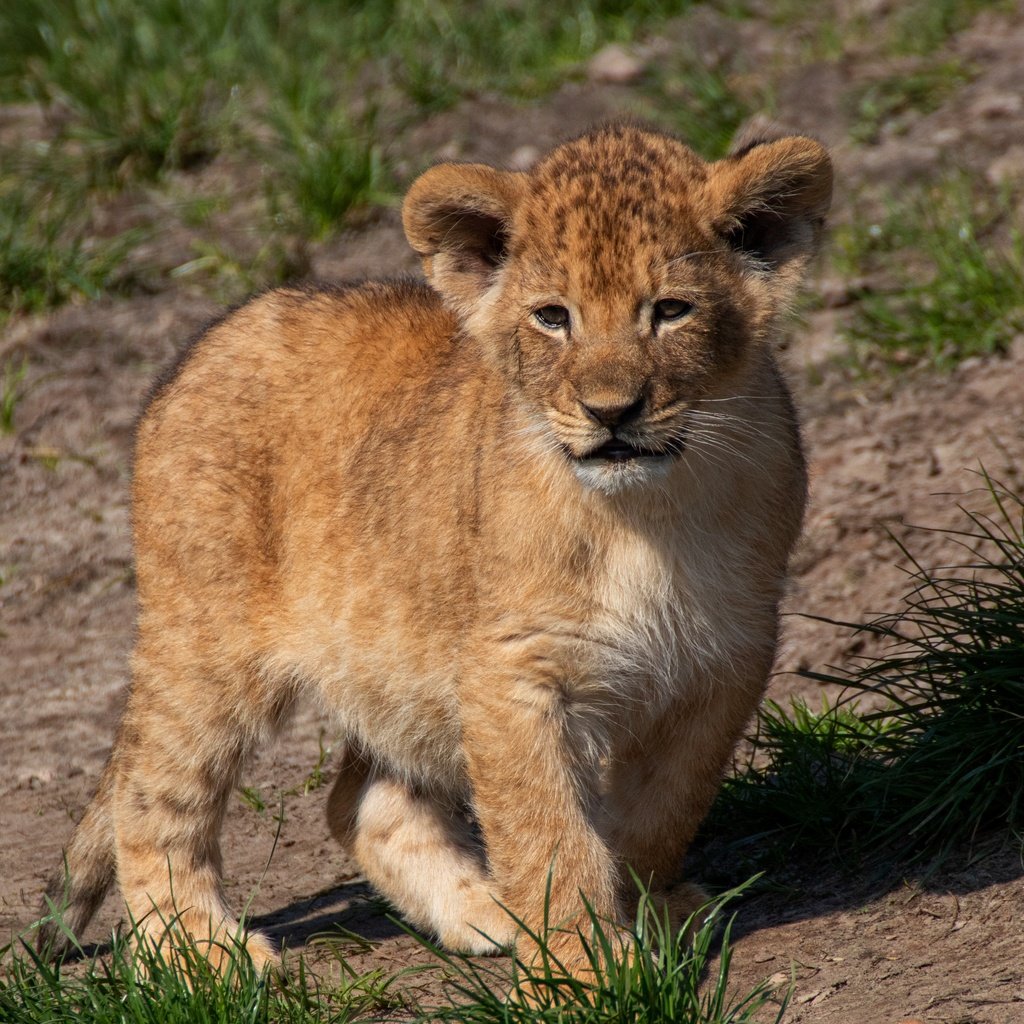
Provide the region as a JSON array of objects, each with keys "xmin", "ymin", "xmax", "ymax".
[{"xmin": 42, "ymin": 124, "xmax": 830, "ymax": 974}]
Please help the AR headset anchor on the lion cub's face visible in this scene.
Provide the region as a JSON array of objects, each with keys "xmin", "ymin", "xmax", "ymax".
[{"xmin": 404, "ymin": 125, "xmax": 831, "ymax": 494}]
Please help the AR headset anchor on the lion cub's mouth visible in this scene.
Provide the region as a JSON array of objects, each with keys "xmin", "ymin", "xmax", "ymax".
[{"xmin": 578, "ymin": 439, "xmax": 678, "ymax": 462}]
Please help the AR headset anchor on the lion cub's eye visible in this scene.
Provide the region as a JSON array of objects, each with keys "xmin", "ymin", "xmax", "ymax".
[
  {"xmin": 653, "ymin": 299, "xmax": 693, "ymax": 324},
  {"xmin": 534, "ymin": 305, "xmax": 570, "ymax": 330}
]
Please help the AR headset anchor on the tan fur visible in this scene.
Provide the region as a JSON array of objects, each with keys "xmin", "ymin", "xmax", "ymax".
[{"xmin": 40, "ymin": 124, "xmax": 831, "ymax": 974}]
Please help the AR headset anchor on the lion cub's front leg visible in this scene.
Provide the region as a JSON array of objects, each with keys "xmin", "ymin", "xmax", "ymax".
[
  {"xmin": 606, "ymin": 661, "xmax": 775, "ymax": 930},
  {"xmin": 460, "ymin": 651, "xmax": 623, "ymax": 975}
]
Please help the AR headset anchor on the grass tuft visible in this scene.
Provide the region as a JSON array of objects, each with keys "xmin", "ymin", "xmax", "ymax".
[
  {"xmin": 377, "ymin": 0, "xmax": 693, "ymax": 110},
  {"xmin": 411, "ymin": 877, "xmax": 789, "ymax": 1023},
  {"xmin": 4, "ymin": 911, "xmax": 393, "ymax": 1024},
  {"xmin": 1, "ymin": 357, "xmax": 29, "ymax": 434},
  {"xmin": 9, "ymin": 897, "xmax": 411, "ymax": 1024},
  {"xmin": 642, "ymin": 58, "xmax": 757, "ymax": 160},
  {"xmin": 264, "ymin": 87, "xmax": 391, "ymax": 240},
  {"xmin": 890, "ymin": 0, "xmax": 1015, "ymax": 55},
  {"xmin": 715, "ymin": 472, "xmax": 1024, "ymax": 868},
  {"xmin": 0, "ymin": 0, "xmax": 702, "ymax": 309},
  {"xmin": 836, "ymin": 178, "xmax": 1024, "ymax": 371},
  {"xmin": 2, "ymin": 0, "xmax": 243, "ymax": 179},
  {"xmin": 845, "ymin": 60, "xmax": 973, "ymax": 145},
  {"xmin": 0, "ymin": 0, "xmax": 695, "ymax": 180},
  {"xmin": 0, "ymin": 162, "xmax": 135, "ymax": 320},
  {"xmin": 7, "ymin": 880, "xmax": 784, "ymax": 1024}
]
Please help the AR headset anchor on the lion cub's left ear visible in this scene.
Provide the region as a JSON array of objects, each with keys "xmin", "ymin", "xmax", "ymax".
[
  {"xmin": 708, "ymin": 136, "xmax": 832, "ymax": 296},
  {"xmin": 403, "ymin": 163, "xmax": 528, "ymax": 317}
]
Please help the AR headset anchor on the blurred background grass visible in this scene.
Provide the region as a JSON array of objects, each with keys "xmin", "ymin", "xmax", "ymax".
[
  {"xmin": 3, "ymin": 0, "xmax": 1020, "ymax": 370},
  {"xmin": 0, "ymin": 0, "xmax": 703, "ymax": 317}
]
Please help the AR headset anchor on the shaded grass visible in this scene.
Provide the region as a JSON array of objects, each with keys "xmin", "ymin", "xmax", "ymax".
[
  {"xmin": 713, "ymin": 473, "xmax": 1024, "ymax": 869},
  {"xmin": 835, "ymin": 178, "xmax": 1024, "ymax": 370}
]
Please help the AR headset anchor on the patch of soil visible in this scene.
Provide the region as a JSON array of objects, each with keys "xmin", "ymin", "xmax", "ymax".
[{"xmin": 3, "ymin": 5, "xmax": 1024, "ymax": 1022}]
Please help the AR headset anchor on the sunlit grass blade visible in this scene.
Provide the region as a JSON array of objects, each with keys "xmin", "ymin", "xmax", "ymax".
[
  {"xmin": 406, "ymin": 876, "xmax": 789, "ymax": 1023},
  {"xmin": 4, "ymin": 899, "xmax": 399, "ymax": 1024}
]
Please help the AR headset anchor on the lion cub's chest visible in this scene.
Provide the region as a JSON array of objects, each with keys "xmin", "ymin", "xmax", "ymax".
[{"xmin": 585, "ymin": 515, "xmax": 765, "ymax": 709}]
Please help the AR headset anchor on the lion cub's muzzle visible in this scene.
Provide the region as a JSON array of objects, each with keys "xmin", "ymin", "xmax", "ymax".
[
  {"xmin": 561, "ymin": 422, "xmax": 684, "ymax": 494},
  {"xmin": 562, "ymin": 391, "xmax": 686, "ymax": 464}
]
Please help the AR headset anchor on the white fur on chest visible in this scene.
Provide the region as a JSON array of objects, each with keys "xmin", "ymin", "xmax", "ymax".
[{"xmin": 587, "ymin": 505, "xmax": 772, "ymax": 711}]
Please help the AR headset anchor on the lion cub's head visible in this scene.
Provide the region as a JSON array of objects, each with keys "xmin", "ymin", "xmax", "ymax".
[{"xmin": 403, "ymin": 124, "xmax": 831, "ymax": 494}]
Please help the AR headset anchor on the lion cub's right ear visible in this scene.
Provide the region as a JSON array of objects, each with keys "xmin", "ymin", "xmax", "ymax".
[{"xmin": 403, "ymin": 163, "xmax": 527, "ymax": 318}]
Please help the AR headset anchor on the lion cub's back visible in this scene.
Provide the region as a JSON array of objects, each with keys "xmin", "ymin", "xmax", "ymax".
[
  {"xmin": 143, "ymin": 280, "xmax": 454, "ymax": 431},
  {"xmin": 132, "ymin": 280, "xmax": 459, "ymax": 650}
]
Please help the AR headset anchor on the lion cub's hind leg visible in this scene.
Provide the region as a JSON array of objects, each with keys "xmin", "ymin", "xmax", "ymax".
[
  {"xmin": 110, "ymin": 646, "xmax": 294, "ymax": 973},
  {"xmin": 327, "ymin": 749, "xmax": 515, "ymax": 954}
]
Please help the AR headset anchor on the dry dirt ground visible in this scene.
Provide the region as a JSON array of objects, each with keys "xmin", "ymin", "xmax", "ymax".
[{"xmin": 2, "ymin": 5, "xmax": 1024, "ymax": 1023}]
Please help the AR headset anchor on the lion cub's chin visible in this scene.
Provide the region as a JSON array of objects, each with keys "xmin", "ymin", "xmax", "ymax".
[{"xmin": 570, "ymin": 453, "xmax": 676, "ymax": 495}]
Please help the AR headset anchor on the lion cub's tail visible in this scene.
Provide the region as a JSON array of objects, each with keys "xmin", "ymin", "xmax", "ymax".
[{"xmin": 36, "ymin": 765, "xmax": 116, "ymax": 957}]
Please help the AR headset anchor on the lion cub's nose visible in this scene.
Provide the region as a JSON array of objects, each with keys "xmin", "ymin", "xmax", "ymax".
[{"xmin": 579, "ymin": 394, "xmax": 645, "ymax": 430}]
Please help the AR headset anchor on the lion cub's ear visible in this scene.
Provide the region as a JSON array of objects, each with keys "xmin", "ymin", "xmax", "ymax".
[
  {"xmin": 403, "ymin": 163, "xmax": 528, "ymax": 317},
  {"xmin": 708, "ymin": 136, "xmax": 832, "ymax": 296}
]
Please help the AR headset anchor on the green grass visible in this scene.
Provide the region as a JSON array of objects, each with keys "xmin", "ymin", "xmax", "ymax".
[
  {"xmin": 168, "ymin": 235, "xmax": 308, "ymax": 306},
  {"xmin": 767, "ymin": 0, "xmax": 1010, "ymax": 62},
  {"xmin": 890, "ymin": 0, "xmax": 1015, "ymax": 55},
  {"xmin": 1, "ymin": 357, "xmax": 29, "ymax": 434},
  {"xmin": 711, "ymin": 699, "xmax": 893, "ymax": 866},
  {"xmin": 411, "ymin": 878, "xmax": 789, "ymax": 1023},
  {"xmin": 846, "ymin": 60, "xmax": 973, "ymax": 145},
  {"xmin": 0, "ymin": 0, "xmax": 701, "ymax": 314},
  {"xmin": 836, "ymin": 179, "xmax": 1024, "ymax": 370},
  {"xmin": 4, "ymin": 914, "xmax": 400, "ymax": 1024},
  {"xmin": 5, "ymin": 880, "xmax": 785, "ymax": 1024},
  {"xmin": 763, "ymin": 2, "xmax": 844, "ymax": 60},
  {"xmin": 377, "ymin": 0, "xmax": 692, "ymax": 109},
  {"xmin": 262, "ymin": 76, "xmax": 391, "ymax": 240},
  {"xmin": 1, "ymin": 0, "xmax": 246, "ymax": 179},
  {"xmin": 237, "ymin": 734, "xmax": 333, "ymax": 820},
  {"xmin": 641, "ymin": 58, "xmax": 759, "ymax": 160},
  {"xmin": 0, "ymin": 0, "xmax": 694, "ymax": 182},
  {"xmin": 293, "ymin": 731, "xmax": 335, "ymax": 796},
  {"xmin": 0, "ymin": 162, "xmax": 135, "ymax": 319},
  {"xmin": 238, "ymin": 785, "xmax": 269, "ymax": 814},
  {"xmin": 713, "ymin": 473, "xmax": 1024, "ymax": 868}
]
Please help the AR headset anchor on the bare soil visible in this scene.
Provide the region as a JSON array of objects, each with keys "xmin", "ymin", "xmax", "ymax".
[{"xmin": 3, "ymin": 5, "xmax": 1024, "ymax": 1022}]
